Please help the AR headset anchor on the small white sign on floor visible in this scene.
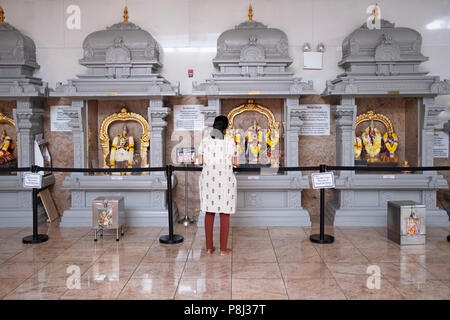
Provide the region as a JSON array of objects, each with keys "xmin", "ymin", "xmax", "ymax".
[
  {"xmin": 311, "ymin": 172, "xmax": 335, "ymax": 189},
  {"xmin": 23, "ymin": 173, "xmax": 42, "ymax": 189}
]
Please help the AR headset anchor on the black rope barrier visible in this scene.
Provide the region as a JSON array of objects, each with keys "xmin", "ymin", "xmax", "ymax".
[{"xmin": 2, "ymin": 163, "xmax": 450, "ymax": 245}]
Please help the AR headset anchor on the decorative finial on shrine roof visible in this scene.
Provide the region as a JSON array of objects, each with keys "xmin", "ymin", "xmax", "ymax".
[
  {"xmin": 248, "ymin": 4, "xmax": 253, "ymax": 21},
  {"xmin": 123, "ymin": 6, "xmax": 129, "ymax": 22},
  {"xmin": 0, "ymin": 6, "xmax": 5, "ymax": 23}
]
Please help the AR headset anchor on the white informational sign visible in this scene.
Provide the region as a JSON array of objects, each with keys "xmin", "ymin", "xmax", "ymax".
[
  {"xmin": 298, "ymin": 104, "xmax": 330, "ymax": 136},
  {"xmin": 174, "ymin": 105, "xmax": 204, "ymax": 131},
  {"xmin": 50, "ymin": 106, "xmax": 76, "ymax": 132},
  {"xmin": 433, "ymin": 131, "xmax": 449, "ymax": 158},
  {"xmin": 311, "ymin": 172, "xmax": 335, "ymax": 189},
  {"xmin": 176, "ymin": 147, "xmax": 196, "ymax": 164},
  {"xmin": 303, "ymin": 52, "xmax": 323, "ymax": 69},
  {"xmin": 23, "ymin": 173, "xmax": 42, "ymax": 189}
]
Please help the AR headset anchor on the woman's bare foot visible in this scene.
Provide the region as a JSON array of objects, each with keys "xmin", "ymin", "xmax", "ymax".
[
  {"xmin": 206, "ymin": 247, "xmax": 215, "ymax": 254},
  {"xmin": 220, "ymin": 248, "xmax": 232, "ymax": 256}
]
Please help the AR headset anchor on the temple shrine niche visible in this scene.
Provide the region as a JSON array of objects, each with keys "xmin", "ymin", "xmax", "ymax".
[
  {"xmin": 0, "ymin": 7, "xmax": 54, "ymax": 227},
  {"xmin": 323, "ymin": 19, "xmax": 450, "ymax": 226},
  {"xmin": 193, "ymin": 6, "xmax": 315, "ymax": 226},
  {"xmin": 50, "ymin": 8, "xmax": 179, "ymax": 226}
]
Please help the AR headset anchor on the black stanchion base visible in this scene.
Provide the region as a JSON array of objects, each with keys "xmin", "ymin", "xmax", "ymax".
[
  {"xmin": 310, "ymin": 234, "xmax": 334, "ymax": 244},
  {"xmin": 159, "ymin": 234, "xmax": 184, "ymax": 244},
  {"xmin": 22, "ymin": 234, "xmax": 49, "ymax": 244}
]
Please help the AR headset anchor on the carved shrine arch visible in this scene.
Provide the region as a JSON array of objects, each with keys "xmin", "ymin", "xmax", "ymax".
[
  {"xmin": 99, "ymin": 107, "xmax": 150, "ymax": 168},
  {"xmin": 355, "ymin": 110, "xmax": 394, "ymax": 133},
  {"xmin": 227, "ymin": 99, "xmax": 279, "ymax": 130}
]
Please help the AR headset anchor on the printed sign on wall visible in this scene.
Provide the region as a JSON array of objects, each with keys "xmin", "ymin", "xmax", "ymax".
[
  {"xmin": 298, "ymin": 104, "xmax": 330, "ymax": 136},
  {"xmin": 173, "ymin": 105, "xmax": 205, "ymax": 131},
  {"xmin": 433, "ymin": 131, "xmax": 449, "ymax": 158}
]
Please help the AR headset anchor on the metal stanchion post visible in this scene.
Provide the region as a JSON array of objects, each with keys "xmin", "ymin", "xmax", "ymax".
[
  {"xmin": 159, "ymin": 164, "xmax": 184, "ymax": 244},
  {"xmin": 178, "ymin": 163, "xmax": 196, "ymax": 226},
  {"xmin": 310, "ymin": 164, "xmax": 334, "ymax": 244},
  {"xmin": 22, "ymin": 166, "xmax": 49, "ymax": 244}
]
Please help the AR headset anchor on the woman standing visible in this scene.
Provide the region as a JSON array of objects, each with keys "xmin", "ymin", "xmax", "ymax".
[{"xmin": 198, "ymin": 116, "xmax": 239, "ymax": 256}]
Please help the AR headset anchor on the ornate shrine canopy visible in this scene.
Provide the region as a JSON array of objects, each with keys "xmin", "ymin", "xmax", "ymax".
[
  {"xmin": 193, "ymin": 5, "xmax": 315, "ymax": 97},
  {"xmin": 323, "ymin": 19, "xmax": 450, "ymax": 97},
  {"xmin": 51, "ymin": 7, "xmax": 178, "ymax": 98},
  {"xmin": 0, "ymin": 6, "xmax": 47, "ymax": 98}
]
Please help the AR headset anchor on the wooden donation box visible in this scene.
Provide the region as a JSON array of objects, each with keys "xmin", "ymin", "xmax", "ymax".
[
  {"xmin": 92, "ymin": 196, "xmax": 125, "ymax": 241},
  {"xmin": 387, "ymin": 201, "xmax": 426, "ymax": 245}
]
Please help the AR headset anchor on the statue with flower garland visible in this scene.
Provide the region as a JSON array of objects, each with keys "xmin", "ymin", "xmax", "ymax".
[
  {"xmin": 246, "ymin": 120, "xmax": 263, "ymax": 164},
  {"xmin": 381, "ymin": 128, "xmax": 399, "ymax": 163},
  {"xmin": 361, "ymin": 120, "xmax": 382, "ymax": 162},
  {"xmin": 354, "ymin": 110, "xmax": 399, "ymax": 164}
]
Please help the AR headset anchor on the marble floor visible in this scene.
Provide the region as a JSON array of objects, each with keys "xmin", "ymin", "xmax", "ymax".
[{"xmin": 0, "ymin": 223, "xmax": 448, "ymax": 300}]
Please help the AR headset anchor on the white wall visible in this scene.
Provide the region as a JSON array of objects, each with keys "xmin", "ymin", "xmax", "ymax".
[{"xmin": 1, "ymin": 0, "xmax": 449, "ymax": 105}]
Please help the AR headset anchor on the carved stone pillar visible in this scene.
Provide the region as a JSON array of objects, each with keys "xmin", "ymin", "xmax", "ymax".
[
  {"xmin": 13, "ymin": 98, "xmax": 44, "ymax": 169},
  {"xmin": 332, "ymin": 97, "xmax": 356, "ymax": 177},
  {"xmin": 285, "ymin": 98, "xmax": 302, "ymax": 175},
  {"xmin": 65, "ymin": 100, "xmax": 86, "ymax": 174},
  {"xmin": 420, "ymin": 97, "xmax": 444, "ymax": 170},
  {"xmin": 149, "ymin": 98, "xmax": 169, "ymax": 175}
]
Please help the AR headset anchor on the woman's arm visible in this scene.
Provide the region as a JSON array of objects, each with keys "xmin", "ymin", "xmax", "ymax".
[
  {"xmin": 197, "ymin": 155, "xmax": 203, "ymax": 166},
  {"xmin": 232, "ymin": 156, "xmax": 239, "ymax": 167}
]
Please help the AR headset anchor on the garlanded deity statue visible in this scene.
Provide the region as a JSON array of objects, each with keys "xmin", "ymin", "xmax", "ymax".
[
  {"xmin": 266, "ymin": 125, "xmax": 280, "ymax": 167},
  {"xmin": 110, "ymin": 125, "xmax": 134, "ymax": 175},
  {"xmin": 354, "ymin": 136, "xmax": 363, "ymax": 160},
  {"xmin": 360, "ymin": 120, "xmax": 382, "ymax": 162},
  {"xmin": 381, "ymin": 128, "xmax": 398, "ymax": 162},
  {"xmin": 0, "ymin": 129, "xmax": 15, "ymax": 166},
  {"xmin": 246, "ymin": 120, "xmax": 263, "ymax": 164}
]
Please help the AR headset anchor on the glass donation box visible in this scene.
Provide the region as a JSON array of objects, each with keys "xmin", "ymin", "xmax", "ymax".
[
  {"xmin": 92, "ymin": 196, "xmax": 125, "ymax": 241},
  {"xmin": 387, "ymin": 201, "xmax": 426, "ymax": 245}
]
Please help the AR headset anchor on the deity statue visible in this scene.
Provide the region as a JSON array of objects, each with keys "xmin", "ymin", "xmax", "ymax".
[
  {"xmin": 381, "ymin": 128, "xmax": 399, "ymax": 163},
  {"xmin": 266, "ymin": 126, "xmax": 280, "ymax": 167},
  {"xmin": 246, "ymin": 120, "xmax": 262, "ymax": 164},
  {"xmin": 354, "ymin": 136, "xmax": 363, "ymax": 160},
  {"xmin": 110, "ymin": 125, "xmax": 134, "ymax": 175},
  {"xmin": 0, "ymin": 129, "xmax": 15, "ymax": 167},
  {"xmin": 360, "ymin": 120, "xmax": 382, "ymax": 162}
]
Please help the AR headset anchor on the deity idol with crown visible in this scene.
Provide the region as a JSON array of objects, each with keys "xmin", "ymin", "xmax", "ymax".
[
  {"xmin": 110, "ymin": 125, "xmax": 134, "ymax": 175},
  {"xmin": 360, "ymin": 120, "xmax": 382, "ymax": 162},
  {"xmin": 246, "ymin": 120, "xmax": 263, "ymax": 164}
]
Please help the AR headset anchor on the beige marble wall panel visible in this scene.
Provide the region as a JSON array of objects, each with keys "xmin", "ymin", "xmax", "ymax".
[
  {"xmin": 165, "ymin": 96, "xmax": 206, "ymax": 220},
  {"xmin": 43, "ymin": 98, "xmax": 73, "ymax": 215},
  {"xmin": 298, "ymin": 96, "xmax": 338, "ymax": 218}
]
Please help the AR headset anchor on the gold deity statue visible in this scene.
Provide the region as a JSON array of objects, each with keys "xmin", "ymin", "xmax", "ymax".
[
  {"xmin": 110, "ymin": 125, "xmax": 134, "ymax": 175},
  {"xmin": 0, "ymin": 129, "xmax": 15, "ymax": 166}
]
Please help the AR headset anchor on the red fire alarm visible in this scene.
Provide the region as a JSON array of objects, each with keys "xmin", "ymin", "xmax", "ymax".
[{"xmin": 188, "ymin": 69, "xmax": 194, "ymax": 78}]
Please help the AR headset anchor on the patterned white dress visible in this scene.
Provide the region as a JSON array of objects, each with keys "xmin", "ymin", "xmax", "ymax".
[{"xmin": 198, "ymin": 135, "xmax": 237, "ymax": 214}]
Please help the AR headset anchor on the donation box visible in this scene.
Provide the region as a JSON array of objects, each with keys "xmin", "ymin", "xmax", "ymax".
[
  {"xmin": 92, "ymin": 196, "xmax": 125, "ymax": 241},
  {"xmin": 387, "ymin": 201, "xmax": 426, "ymax": 245}
]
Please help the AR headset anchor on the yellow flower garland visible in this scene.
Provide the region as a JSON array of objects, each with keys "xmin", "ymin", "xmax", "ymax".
[
  {"xmin": 225, "ymin": 129, "xmax": 243, "ymax": 153},
  {"xmin": 383, "ymin": 131, "xmax": 398, "ymax": 154},
  {"xmin": 247, "ymin": 125, "xmax": 263, "ymax": 155},
  {"xmin": 266, "ymin": 128, "xmax": 279, "ymax": 147},
  {"xmin": 361, "ymin": 127, "xmax": 382, "ymax": 158},
  {"xmin": 354, "ymin": 137, "xmax": 362, "ymax": 158}
]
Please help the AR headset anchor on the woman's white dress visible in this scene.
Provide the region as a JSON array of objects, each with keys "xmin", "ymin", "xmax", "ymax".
[{"xmin": 198, "ymin": 135, "xmax": 237, "ymax": 214}]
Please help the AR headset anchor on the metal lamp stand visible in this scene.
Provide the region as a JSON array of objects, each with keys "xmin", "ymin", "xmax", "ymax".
[{"xmin": 178, "ymin": 163, "xmax": 196, "ymax": 226}]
